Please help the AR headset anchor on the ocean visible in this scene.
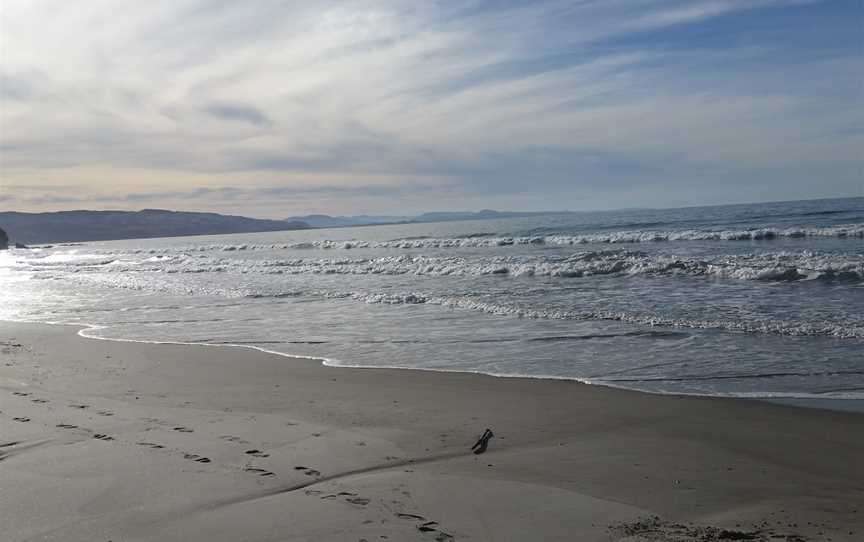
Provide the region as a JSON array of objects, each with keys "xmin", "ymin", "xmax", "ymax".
[{"xmin": 2, "ymin": 197, "xmax": 862, "ymax": 402}]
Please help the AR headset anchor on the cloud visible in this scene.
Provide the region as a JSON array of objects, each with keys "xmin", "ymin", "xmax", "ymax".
[
  {"xmin": 0, "ymin": 0, "xmax": 860, "ymax": 215},
  {"xmin": 0, "ymin": 71, "xmax": 40, "ymax": 101},
  {"xmin": 633, "ymin": 0, "xmax": 816, "ymax": 28},
  {"xmin": 203, "ymin": 103, "xmax": 270, "ymax": 125}
]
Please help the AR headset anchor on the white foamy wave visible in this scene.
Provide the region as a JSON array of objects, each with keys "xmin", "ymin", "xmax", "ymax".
[
  {"xmin": 28, "ymin": 258, "xmax": 120, "ymax": 268},
  {"xmin": 105, "ymin": 239, "xmax": 372, "ymax": 255},
  {"xmin": 85, "ymin": 223, "xmax": 864, "ymax": 257},
  {"xmin": 94, "ymin": 250, "xmax": 863, "ymax": 283},
  {"xmin": 381, "ymin": 223, "xmax": 864, "ymax": 248}
]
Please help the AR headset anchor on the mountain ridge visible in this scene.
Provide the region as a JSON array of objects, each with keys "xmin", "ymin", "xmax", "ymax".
[
  {"xmin": 284, "ymin": 209, "xmax": 566, "ymax": 228},
  {"xmin": 0, "ymin": 208, "xmax": 573, "ymax": 245},
  {"xmin": 0, "ymin": 209, "xmax": 310, "ymax": 244}
]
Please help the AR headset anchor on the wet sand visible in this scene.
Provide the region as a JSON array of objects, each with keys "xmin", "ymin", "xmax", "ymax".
[{"xmin": 1, "ymin": 321, "xmax": 862, "ymax": 541}]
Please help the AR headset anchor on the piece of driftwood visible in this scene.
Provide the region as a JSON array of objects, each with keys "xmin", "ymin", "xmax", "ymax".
[{"xmin": 471, "ymin": 428, "xmax": 494, "ymax": 454}]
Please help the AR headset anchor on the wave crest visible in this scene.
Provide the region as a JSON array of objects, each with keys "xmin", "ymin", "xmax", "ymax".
[
  {"xmin": 87, "ymin": 250, "xmax": 863, "ymax": 283},
  {"xmin": 83, "ymin": 223, "xmax": 864, "ymax": 256}
]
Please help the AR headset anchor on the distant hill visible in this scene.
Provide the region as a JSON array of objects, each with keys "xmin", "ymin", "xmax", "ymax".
[
  {"xmin": 413, "ymin": 209, "xmax": 553, "ymax": 222},
  {"xmin": 0, "ymin": 208, "xmax": 569, "ymax": 244},
  {"xmin": 0, "ymin": 226, "xmax": 7, "ymax": 250},
  {"xmin": 284, "ymin": 214, "xmax": 408, "ymax": 228},
  {"xmin": 284, "ymin": 209, "xmax": 563, "ymax": 229},
  {"xmin": 0, "ymin": 209, "xmax": 310, "ymax": 245}
]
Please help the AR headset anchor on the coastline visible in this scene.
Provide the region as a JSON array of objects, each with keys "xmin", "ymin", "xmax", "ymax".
[
  {"xmin": 2, "ymin": 320, "xmax": 863, "ymax": 541},
  {"xmin": 55, "ymin": 318, "xmax": 864, "ymax": 409}
]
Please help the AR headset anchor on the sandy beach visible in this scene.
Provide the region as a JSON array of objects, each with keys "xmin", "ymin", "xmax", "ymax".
[{"xmin": 1, "ymin": 320, "xmax": 862, "ymax": 541}]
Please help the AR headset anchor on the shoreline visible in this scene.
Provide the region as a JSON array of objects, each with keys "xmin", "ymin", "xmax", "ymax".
[
  {"xmin": 2, "ymin": 320, "xmax": 863, "ymax": 541},
  {"xmin": 68, "ymin": 320, "xmax": 864, "ymax": 414},
  {"xmin": 10, "ymin": 317, "xmax": 864, "ymax": 412}
]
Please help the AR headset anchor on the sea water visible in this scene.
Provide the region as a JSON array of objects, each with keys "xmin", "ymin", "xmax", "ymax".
[{"xmin": 1, "ymin": 197, "xmax": 862, "ymax": 401}]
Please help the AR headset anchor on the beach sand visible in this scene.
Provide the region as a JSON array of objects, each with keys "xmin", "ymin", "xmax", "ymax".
[{"xmin": 1, "ymin": 321, "xmax": 862, "ymax": 541}]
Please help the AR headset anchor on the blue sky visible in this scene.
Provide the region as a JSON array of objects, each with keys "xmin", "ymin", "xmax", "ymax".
[{"xmin": 1, "ymin": 0, "xmax": 861, "ymax": 217}]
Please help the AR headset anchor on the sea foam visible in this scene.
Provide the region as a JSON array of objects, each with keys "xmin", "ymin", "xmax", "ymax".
[{"xmin": 67, "ymin": 250, "xmax": 862, "ymax": 283}]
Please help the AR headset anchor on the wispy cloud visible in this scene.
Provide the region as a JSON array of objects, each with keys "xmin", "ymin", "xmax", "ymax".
[
  {"xmin": 633, "ymin": 0, "xmax": 816, "ymax": 28},
  {"xmin": 1, "ymin": 0, "xmax": 860, "ymax": 215},
  {"xmin": 203, "ymin": 103, "xmax": 270, "ymax": 126}
]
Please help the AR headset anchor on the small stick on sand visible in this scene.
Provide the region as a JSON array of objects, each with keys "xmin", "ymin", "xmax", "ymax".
[{"xmin": 471, "ymin": 428, "xmax": 494, "ymax": 454}]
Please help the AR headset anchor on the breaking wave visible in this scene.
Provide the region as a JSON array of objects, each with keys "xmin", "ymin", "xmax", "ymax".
[
  {"xmin": 52, "ymin": 250, "xmax": 863, "ymax": 283},
  {"xmin": 382, "ymin": 223, "xmax": 864, "ymax": 247},
  {"xmin": 82, "ymin": 223, "xmax": 864, "ymax": 255}
]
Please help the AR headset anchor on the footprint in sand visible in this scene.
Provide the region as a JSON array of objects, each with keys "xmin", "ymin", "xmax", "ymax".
[
  {"xmin": 220, "ymin": 435, "xmax": 250, "ymax": 444},
  {"xmin": 12, "ymin": 417, "xmax": 30, "ymax": 422},
  {"xmin": 56, "ymin": 423, "xmax": 78, "ymax": 429},
  {"xmin": 245, "ymin": 449, "xmax": 270, "ymax": 458},
  {"xmin": 68, "ymin": 404, "xmax": 89, "ymax": 410},
  {"xmin": 320, "ymin": 491, "xmax": 362, "ymax": 502},
  {"xmin": 173, "ymin": 426, "xmax": 194, "ymax": 433},
  {"xmin": 244, "ymin": 467, "xmax": 276, "ymax": 477},
  {"xmin": 294, "ymin": 466, "xmax": 321, "ymax": 477},
  {"xmin": 30, "ymin": 398, "xmax": 49, "ymax": 404},
  {"xmin": 93, "ymin": 434, "xmax": 114, "ymax": 441},
  {"xmin": 135, "ymin": 442, "xmax": 165, "ymax": 449},
  {"xmin": 182, "ymin": 453, "xmax": 211, "ymax": 463},
  {"xmin": 12, "ymin": 392, "xmax": 30, "ymax": 397},
  {"xmin": 396, "ymin": 513, "xmax": 453, "ymax": 540},
  {"xmin": 96, "ymin": 410, "xmax": 115, "ymax": 417}
]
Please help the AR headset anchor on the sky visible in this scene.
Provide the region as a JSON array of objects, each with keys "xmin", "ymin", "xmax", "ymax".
[{"xmin": 1, "ymin": 0, "xmax": 862, "ymax": 218}]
